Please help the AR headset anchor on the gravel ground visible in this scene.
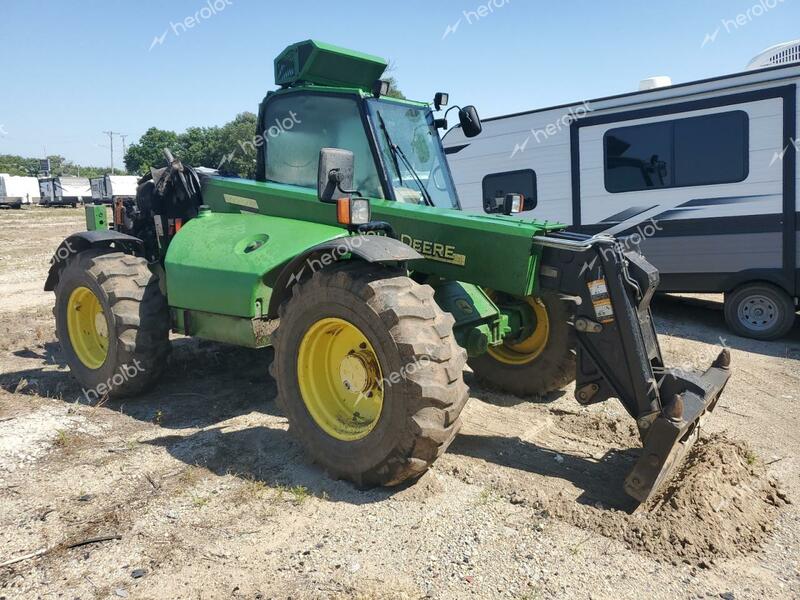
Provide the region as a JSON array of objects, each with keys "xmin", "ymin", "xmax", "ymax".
[{"xmin": 0, "ymin": 206, "xmax": 799, "ymax": 599}]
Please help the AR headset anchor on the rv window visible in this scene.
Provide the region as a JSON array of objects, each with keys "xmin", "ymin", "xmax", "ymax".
[
  {"xmin": 605, "ymin": 122, "xmax": 672, "ymax": 193},
  {"xmin": 604, "ymin": 110, "xmax": 749, "ymax": 193},
  {"xmin": 481, "ymin": 169, "xmax": 537, "ymax": 213},
  {"xmin": 674, "ymin": 111, "xmax": 748, "ymax": 186}
]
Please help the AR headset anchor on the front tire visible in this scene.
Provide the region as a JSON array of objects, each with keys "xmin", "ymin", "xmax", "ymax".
[
  {"xmin": 724, "ymin": 282, "xmax": 796, "ymax": 340},
  {"xmin": 468, "ymin": 291, "xmax": 576, "ymax": 397},
  {"xmin": 270, "ymin": 262, "xmax": 468, "ymax": 487},
  {"xmin": 55, "ymin": 251, "xmax": 171, "ymax": 398}
]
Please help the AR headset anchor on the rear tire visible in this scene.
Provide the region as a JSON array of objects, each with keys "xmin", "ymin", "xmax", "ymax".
[
  {"xmin": 724, "ymin": 282, "xmax": 796, "ymax": 340},
  {"xmin": 55, "ymin": 251, "xmax": 171, "ymax": 398},
  {"xmin": 469, "ymin": 290, "xmax": 576, "ymax": 397},
  {"xmin": 270, "ymin": 262, "xmax": 468, "ymax": 487}
]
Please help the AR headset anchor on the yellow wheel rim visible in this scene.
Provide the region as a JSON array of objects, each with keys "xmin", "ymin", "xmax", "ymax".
[
  {"xmin": 487, "ymin": 295, "xmax": 550, "ymax": 366},
  {"xmin": 297, "ymin": 317, "xmax": 384, "ymax": 441},
  {"xmin": 66, "ymin": 286, "xmax": 109, "ymax": 369}
]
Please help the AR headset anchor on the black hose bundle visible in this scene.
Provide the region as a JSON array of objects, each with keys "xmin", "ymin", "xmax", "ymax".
[
  {"xmin": 121, "ymin": 149, "xmax": 206, "ymax": 260},
  {"xmin": 138, "ymin": 148, "xmax": 203, "ymax": 219}
]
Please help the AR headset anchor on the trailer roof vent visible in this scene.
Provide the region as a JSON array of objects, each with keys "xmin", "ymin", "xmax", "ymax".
[
  {"xmin": 746, "ymin": 40, "xmax": 800, "ymax": 70},
  {"xmin": 274, "ymin": 40, "xmax": 388, "ymax": 90},
  {"xmin": 638, "ymin": 76, "xmax": 672, "ymax": 91}
]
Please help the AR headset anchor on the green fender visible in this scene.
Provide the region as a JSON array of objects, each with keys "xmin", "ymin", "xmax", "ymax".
[
  {"xmin": 165, "ymin": 210, "xmax": 422, "ymax": 319},
  {"xmin": 165, "ymin": 211, "xmax": 348, "ymax": 318}
]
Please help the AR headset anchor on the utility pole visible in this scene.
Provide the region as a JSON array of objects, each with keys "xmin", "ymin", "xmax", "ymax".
[
  {"xmin": 103, "ymin": 130, "xmax": 117, "ymax": 174},
  {"xmin": 120, "ymin": 134, "xmax": 128, "ymax": 172}
]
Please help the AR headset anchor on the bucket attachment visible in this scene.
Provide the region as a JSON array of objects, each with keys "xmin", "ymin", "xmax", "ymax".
[
  {"xmin": 624, "ymin": 348, "xmax": 730, "ymax": 502},
  {"xmin": 536, "ymin": 232, "xmax": 732, "ymax": 503}
]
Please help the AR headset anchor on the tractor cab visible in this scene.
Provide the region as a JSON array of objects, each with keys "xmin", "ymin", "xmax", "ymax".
[{"xmin": 256, "ymin": 40, "xmax": 487, "ymax": 212}]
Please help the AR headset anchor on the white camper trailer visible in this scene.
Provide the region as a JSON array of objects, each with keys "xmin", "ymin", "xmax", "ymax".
[
  {"xmin": 0, "ymin": 175, "xmax": 41, "ymax": 208},
  {"xmin": 89, "ymin": 176, "xmax": 107, "ymax": 202},
  {"xmin": 89, "ymin": 175, "xmax": 138, "ymax": 204},
  {"xmin": 40, "ymin": 176, "xmax": 91, "ymax": 207},
  {"xmin": 444, "ymin": 44, "xmax": 800, "ymax": 340},
  {"xmin": 105, "ymin": 175, "xmax": 138, "ymax": 201}
]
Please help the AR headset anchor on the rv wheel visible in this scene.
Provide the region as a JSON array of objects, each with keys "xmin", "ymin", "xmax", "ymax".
[{"xmin": 724, "ymin": 282, "xmax": 796, "ymax": 340}]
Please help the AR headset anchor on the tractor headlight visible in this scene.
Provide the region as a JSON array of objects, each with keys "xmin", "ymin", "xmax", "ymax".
[
  {"xmin": 337, "ymin": 197, "xmax": 371, "ymax": 226},
  {"xmin": 350, "ymin": 198, "xmax": 371, "ymax": 225}
]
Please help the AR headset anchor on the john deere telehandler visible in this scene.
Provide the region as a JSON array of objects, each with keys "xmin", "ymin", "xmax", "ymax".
[{"xmin": 45, "ymin": 41, "xmax": 731, "ymax": 502}]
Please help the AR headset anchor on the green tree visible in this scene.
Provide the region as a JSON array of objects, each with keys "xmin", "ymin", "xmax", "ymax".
[
  {"xmin": 216, "ymin": 112, "xmax": 258, "ymax": 177},
  {"xmin": 384, "ymin": 76, "xmax": 406, "ymax": 100},
  {"xmin": 124, "ymin": 128, "xmax": 182, "ymax": 174},
  {"xmin": 123, "ymin": 113, "xmax": 258, "ymax": 177},
  {"xmin": 383, "ymin": 62, "xmax": 406, "ymax": 100},
  {"xmin": 0, "ymin": 154, "xmax": 114, "ymax": 177}
]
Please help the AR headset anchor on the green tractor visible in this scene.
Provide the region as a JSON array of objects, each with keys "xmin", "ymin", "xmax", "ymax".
[{"xmin": 45, "ymin": 40, "xmax": 731, "ymax": 502}]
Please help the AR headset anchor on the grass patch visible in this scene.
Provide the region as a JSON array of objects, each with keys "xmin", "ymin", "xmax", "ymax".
[
  {"xmin": 191, "ymin": 494, "xmax": 210, "ymax": 508},
  {"xmin": 230, "ymin": 477, "xmax": 270, "ymax": 505},
  {"xmin": 273, "ymin": 484, "xmax": 311, "ymax": 505},
  {"xmin": 289, "ymin": 485, "xmax": 310, "ymax": 505},
  {"xmin": 476, "ymin": 487, "xmax": 498, "ymax": 506},
  {"xmin": 53, "ymin": 429, "xmax": 84, "ymax": 452}
]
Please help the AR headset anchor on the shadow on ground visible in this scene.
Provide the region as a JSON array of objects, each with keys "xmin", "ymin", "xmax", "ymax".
[
  {"xmin": 653, "ymin": 294, "xmax": 800, "ymax": 361},
  {"xmin": 449, "ymin": 432, "xmax": 640, "ymax": 512},
  {"xmin": 1, "ymin": 337, "xmax": 279, "ymax": 429},
  {"xmin": 143, "ymin": 425, "xmax": 403, "ymax": 505}
]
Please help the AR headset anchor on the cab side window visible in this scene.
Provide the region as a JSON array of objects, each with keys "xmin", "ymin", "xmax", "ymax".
[{"xmin": 263, "ymin": 94, "xmax": 385, "ymax": 199}]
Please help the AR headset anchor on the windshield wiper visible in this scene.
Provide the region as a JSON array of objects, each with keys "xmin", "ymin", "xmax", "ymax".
[{"xmin": 376, "ymin": 111, "xmax": 434, "ymax": 207}]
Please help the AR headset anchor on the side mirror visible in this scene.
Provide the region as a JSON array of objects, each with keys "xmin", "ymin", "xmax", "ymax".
[
  {"xmin": 482, "ymin": 169, "xmax": 537, "ymax": 215},
  {"xmin": 459, "ymin": 105, "xmax": 482, "ymax": 138},
  {"xmin": 317, "ymin": 148, "xmax": 354, "ymax": 202}
]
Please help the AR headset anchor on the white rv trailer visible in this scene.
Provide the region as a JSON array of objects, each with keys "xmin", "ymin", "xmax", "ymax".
[
  {"xmin": 89, "ymin": 175, "xmax": 138, "ymax": 204},
  {"xmin": 0, "ymin": 175, "xmax": 41, "ymax": 207},
  {"xmin": 40, "ymin": 176, "xmax": 91, "ymax": 207},
  {"xmin": 105, "ymin": 175, "xmax": 138, "ymax": 200},
  {"xmin": 444, "ymin": 43, "xmax": 800, "ymax": 340},
  {"xmin": 89, "ymin": 176, "xmax": 107, "ymax": 202}
]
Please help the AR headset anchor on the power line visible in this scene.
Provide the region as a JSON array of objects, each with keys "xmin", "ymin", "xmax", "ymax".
[
  {"xmin": 102, "ymin": 130, "xmax": 117, "ymax": 174},
  {"xmin": 120, "ymin": 134, "xmax": 128, "ymax": 164}
]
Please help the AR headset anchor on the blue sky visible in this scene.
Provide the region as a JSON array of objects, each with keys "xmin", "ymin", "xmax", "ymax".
[{"xmin": 0, "ymin": 0, "xmax": 797, "ymax": 167}]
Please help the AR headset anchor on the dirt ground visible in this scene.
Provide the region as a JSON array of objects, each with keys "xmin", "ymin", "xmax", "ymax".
[{"xmin": 1, "ymin": 206, "xmax": 799, "ymax": 600}]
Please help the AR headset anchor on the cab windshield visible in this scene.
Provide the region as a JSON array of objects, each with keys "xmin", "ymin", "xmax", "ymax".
[{"xmin": 366, "ymin": 99, "xmax": 459, "ymax": 209}]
